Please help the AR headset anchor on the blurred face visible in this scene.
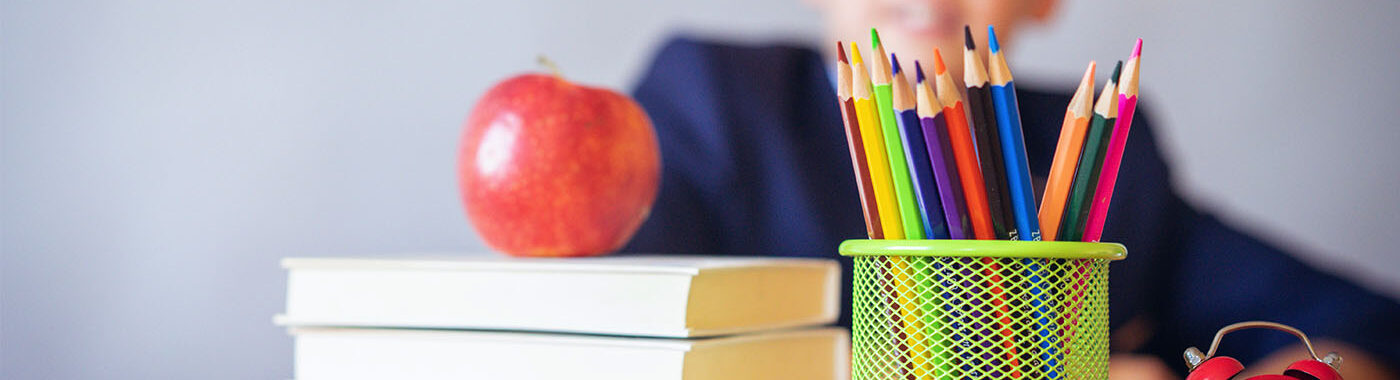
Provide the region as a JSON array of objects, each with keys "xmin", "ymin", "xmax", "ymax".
[{"xmin": 811, "ymin": 0, "xmax": 1057, "ymax": 81}]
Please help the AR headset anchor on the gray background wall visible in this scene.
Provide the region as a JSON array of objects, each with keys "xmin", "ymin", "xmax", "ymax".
[{"xmin": 3, "ymin": 0, "xmax": 1397, "ymax": 378}]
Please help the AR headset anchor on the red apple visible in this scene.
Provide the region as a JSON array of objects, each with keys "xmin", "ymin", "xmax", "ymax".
[{"xmin": 459, "ymin": 73, "xmax": 660, "ymax": 257}]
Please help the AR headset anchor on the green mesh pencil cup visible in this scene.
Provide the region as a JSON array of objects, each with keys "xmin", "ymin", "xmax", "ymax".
[{"xmin": 841, "ymin": 239, "xmax": 1127, "ymax": 380}]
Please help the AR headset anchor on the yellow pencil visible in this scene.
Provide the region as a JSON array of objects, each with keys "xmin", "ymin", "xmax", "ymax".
[
  {"xmin": 850, "ymin": 43, "xmax": 905, "ymax": 240},
  {"xmin": 854, "ymin": 41, "xmax": 925, "ymax": 378}
]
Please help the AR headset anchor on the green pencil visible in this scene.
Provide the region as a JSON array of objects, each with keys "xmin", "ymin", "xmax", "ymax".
[
  {"xmin": 872, "ymin": 28, "xmax": 940, "ymax": 379},
  {"xmin": 1060, "ymin": 61, "xmax": 1123, "ymax": 242},
  {"xmin": 870, "ymin": 29, "xmax": 926, "ymax": 240}
]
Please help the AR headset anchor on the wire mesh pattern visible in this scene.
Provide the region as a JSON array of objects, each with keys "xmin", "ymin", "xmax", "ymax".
[{"xmin": 851, "ymin": 255, "xmax": 1111, "ymax": 380}]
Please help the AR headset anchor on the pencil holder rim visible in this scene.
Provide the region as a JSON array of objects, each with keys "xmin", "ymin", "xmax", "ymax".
[{"xmin": 839, "ymin": 239, "xmax": 1127, "ymax": 260}]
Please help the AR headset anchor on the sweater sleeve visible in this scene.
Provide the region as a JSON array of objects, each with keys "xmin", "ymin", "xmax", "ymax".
[
  {"xmin": 1093, "ymin": 104, "xmax": 1400, "ymax": 373},
  {"xmin": 1143, "ymin": 210, "xmax": 1400, "ymax": 372}
]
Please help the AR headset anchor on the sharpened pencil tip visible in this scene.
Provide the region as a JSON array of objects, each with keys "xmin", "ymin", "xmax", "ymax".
[
  {"xmin": 850, "ymin": 42, "xmax": 864, "ymax": 65},
  {"xmin": 987, "ymin": 25, "xmax": 1001, "ymax": 53},
  {"xmin": 963, "ymin": 25, "xmax": 976, "ymax": 49},
  {"xmin": 871, "ymin": 28, "xmax": 882, "ymax": 48},
  {"xmin": 891, "ymin": 53, "xmax": 902, "ymax": 74},
  {"xmin": 1110, "ymin": 60, "xmax": 1123, "ymax": 84},
  {"xmin": 1131, "ymin": 38, "xmax": 1143, "ymax": 58},
  {"xmin": 932, "ymin": 48, "xmax": 947, "ymax": 75},
  {"xmin": 1081, "ymin": 61, "xmax": 1097, "ymax": 87},
  {"xmin": 915, "ymin": 61, "xmax": 926, "ymax": 83},
  {"xmin": 836, "ymin": 41, "xmax": 847, "ymax": 63}
]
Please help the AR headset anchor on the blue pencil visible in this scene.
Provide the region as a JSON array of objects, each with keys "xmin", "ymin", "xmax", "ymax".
[
  {"xmin": 890, "ymin": 54, "xmax": 950, "ymax": 239},
  {"xmin": 988, "ymin": 25, "xmax": 1057, "ymax": 378},
  {"xmin": 985, "ymin": 27, "xmax": 1040, "ymax": 242}
]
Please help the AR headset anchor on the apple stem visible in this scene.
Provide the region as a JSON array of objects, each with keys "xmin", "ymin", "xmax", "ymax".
[{"xmin": 537, "ymin": 55, "xmax": 563, "ymax": 78}]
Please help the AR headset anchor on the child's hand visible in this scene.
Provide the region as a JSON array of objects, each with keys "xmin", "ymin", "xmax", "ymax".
[{"xmin": 1108, "ymin": 354, "xmax": 1177, "ymax": 380}]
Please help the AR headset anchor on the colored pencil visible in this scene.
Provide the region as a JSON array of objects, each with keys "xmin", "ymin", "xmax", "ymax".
[
  {"xmin": 917, "ymin": 60, "xmax": 967, "ymax": 379},
  {"xmin": 892, "ymin": 55, "xmax": 951, "ymax": 239},
  {"xmin": 1059, "ymin": 61, "xmax": 1120, "ymax": 371},
  {"xmin": 836, "ymin": 42, "xmax": 884, "ymax": 239},
  {"xmin": 849, "ymin": 43, "xmax": 905, "ymax": 240},
  {"xmin": 864, "ymin": 40, "xmax": 930, "ymax": 379},
  {"xmin": 1083, "ymin": 40, "xmax": 1142, "ymax": 242},
  {"xmin": 902, "ymin": 64, "xmax": 955, "ymax": 379},
  {"xmin": 963, "ymin": 26, "xmax": 1019, "ymax": 378},
  {"xmin": 871, "ymin": 29, "xmax": 926, "ymax": 239},
  {"xmin": 989, "ymin": 25, "xmax": 1058, "ymax": 378},
  {"xmin": 963, "ymin": 26, "xmax": 1015, "ymax": 240},
  {"xmin": 1042, "ymin": 63, "xmax": 1095, "ymax": 374},
  {"xmin": 913, "ymin": 61, "xmax": 968, "ymax": 240},
  {"xmin": 932, "ymin": 48, "xmax": 995, "ymax": 240},
  {"xmin": 985, "ymin": 26, "xmax": 1040, "ymax": 242},
  {"xmin": 1039, "ymin": 62, "xmax": 1096, "ymax": 241},
  {"xmin": 1060, "ymin": 61, "xmax": 1122, "ymax": 242}
]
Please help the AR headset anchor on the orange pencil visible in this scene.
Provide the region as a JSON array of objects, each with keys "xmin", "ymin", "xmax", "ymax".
[
  {"xmin": 931, "ymin": 48, "xmax": 995, "ymax": 240},
  {"xmin": 1039, "ymin": 62, "xmax": 1096, "ymax": 241},
  {"xmin": 835, "ymin": 42, "xmax": 883, "ymax": 239}
]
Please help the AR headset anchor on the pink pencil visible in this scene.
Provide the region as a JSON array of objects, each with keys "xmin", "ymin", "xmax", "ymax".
[{"xmin": 1082, "ymin": 39, "xmax": 1141, "ymax": 242}]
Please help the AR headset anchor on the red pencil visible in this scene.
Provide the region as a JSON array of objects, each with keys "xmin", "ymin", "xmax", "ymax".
[{"xmin": 836, "ymin": 42, "xmax": 883, "ymax": 239}]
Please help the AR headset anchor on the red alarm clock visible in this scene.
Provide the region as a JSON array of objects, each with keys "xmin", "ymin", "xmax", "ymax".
[{"xmin": 1183, "ymin": 321, "xmax": 1343, "ymax": 380}]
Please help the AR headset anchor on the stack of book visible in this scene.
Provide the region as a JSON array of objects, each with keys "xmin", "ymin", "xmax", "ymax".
[{"xmin": 276, "ymin": 255, "xmax": 849, "ymax": 379}]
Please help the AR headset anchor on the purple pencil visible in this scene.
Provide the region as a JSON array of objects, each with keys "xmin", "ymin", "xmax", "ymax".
[{"xmin": 915, "ymin": 62, "xmax": 971, "ymax": 239}]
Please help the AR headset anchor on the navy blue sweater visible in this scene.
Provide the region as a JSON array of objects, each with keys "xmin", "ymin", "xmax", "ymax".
[{"xmin": 623, "ymin": 36, "xmax": 1399, "ymax": 372}]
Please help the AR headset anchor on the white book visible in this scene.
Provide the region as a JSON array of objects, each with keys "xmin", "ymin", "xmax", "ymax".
[
  {"xmin": 291, "ymin": 327, "xmax": 849, "ymax": 380},
  {"xmin": 276, "ymin": 255, "xmax": 840, "ymax": 338}
]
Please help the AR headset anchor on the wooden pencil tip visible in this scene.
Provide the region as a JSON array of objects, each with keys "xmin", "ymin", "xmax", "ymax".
[
  {"xmin": 963, "ymin": 25, "xmax": 976, "ymax": 49},
  {"xmin": 1131, "ymin": 39, "xmax": 1143, "ymax": 59},
  {"xmin": 891, "ymin": 53, "xmax": 902, "ymax": 74},
  {"xmin": 850, "ymin": 42, "xmax": 864, "ymax": 65},
  {"xmin": 836, "ymin": 41, "xmax": 848, "ymax": 64},
  {"xmin": 871, "ymin": 28, "xmax": 882, "ymax": 48},
  {"xmin": 915, "ymin": 60, "xmax": 926, "ymax": 83},
  {"xmin": 1077, "ymin": 61, "xmax": 1096, "ymax": 95},
  {"xmin": 987, "ymin": 25, "xmax": 1001, "ymax": 53},
  {"xmin": 932, "ymin": 48, "xmax": 947, "ymax": 75}
]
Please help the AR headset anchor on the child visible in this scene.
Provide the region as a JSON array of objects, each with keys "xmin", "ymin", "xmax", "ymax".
[{"xmin": 624, "ymin": 0, "xmax": 1400, "ymax": 377}]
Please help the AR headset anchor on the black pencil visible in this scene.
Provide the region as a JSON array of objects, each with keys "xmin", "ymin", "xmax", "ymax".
[{"xmin": 963, "ymin": 26, "xmax": 1015, "ymax": 240}]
